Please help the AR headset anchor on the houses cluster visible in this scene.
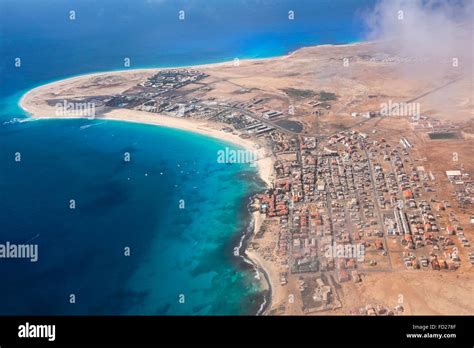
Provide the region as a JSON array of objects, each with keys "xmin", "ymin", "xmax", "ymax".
[
  {"xmin": 106, "ymin": 69, "xmax": 211, "ymax": 116},
  {"xmin": 254, "ymin": 130, "xmax": 395, "ymax": 288},
  {"xmin": 411, "ymin": 115, "xmax": 458, "ymax": 133},
  {"xmin": 469, "ymin": 251, "xmax": 474, "ymax": 265},
  {"xmin": 89, "ymin": 69, "xmax": 473, "ymax": 315},
  {"xmin": 213, "ymin": 110, "xmax": 275, "ymax": 136},
  {"xmin": 139, "ymin": 69, "xmax": 207, "ymax": 91},
  {"xmin": 241, "ymin": 97, "xmax": 285, "ymax": 121},
  {"xmin": 350, "ymin": 303, "xmax": 403, "ymax": 316},
  {"xmin": 299, "ymin": 276, "xmax": 342, "ymax": 313},
  {"xmin": 255, "ymin": 123, "xmax": 472, "ymax": 307},
  {"xmin": 104, "ymin": 69, "xmax": 288, "ymax": 139},
  {"xmin": 446, "ymin": 170, "xmax": 473, "ymax": 207}
]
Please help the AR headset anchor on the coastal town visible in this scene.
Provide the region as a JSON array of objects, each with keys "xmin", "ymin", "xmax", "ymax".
[
  {"xmin": 20, "ymin": 42, "xmax": 474, "ymax": 316},
  {"xmin": 6, "ymin": 0, "xmax": 474, "ymax": 345}
]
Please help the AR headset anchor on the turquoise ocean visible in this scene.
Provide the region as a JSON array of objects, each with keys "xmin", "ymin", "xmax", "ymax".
[{"xmin": 0, "ymin": 0, "xmax": 376, "ymax": 315}]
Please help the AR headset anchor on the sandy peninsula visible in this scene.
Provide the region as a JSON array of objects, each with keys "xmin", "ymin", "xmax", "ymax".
[
  {"xmin": 19, "ymin": 58, "xmax": 281, "ymax": 313},
  {"xmin": 19, "ymin": 40, "xmax": 474, "ymax": 316}
]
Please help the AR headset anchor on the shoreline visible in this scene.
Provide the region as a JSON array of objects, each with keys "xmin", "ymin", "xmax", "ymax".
[
  {"xmin": 238, "ymin": 198, "xmax": 272, "ymax": 316},
  {"xmin": 17, "ymin": 40, "xmax": 374, "ymax": 189},
  {"xmin": 24, "ymin": 113, "xmax": 278, "ymax": 315},
  {"xmin": 20, "ymin": 113, "xmax": 278, "ymax": 314},
  {"xmin": 18, "ymin": 39, "xmax": 369, "ymax": 110},
  {"xmin": 18, "ymin": 115, "xmax": 276, "ymax": 315},
  {"xmin": 17, "ymin": 40, "xmax": 373, "ymax": 316},
  {"xmin": 25, "ymin": 113, "xmax": 279, "ymax": 315},
  {"xmin": 25, "ymin": 112, "xmax": 275, "ymax": 188}
]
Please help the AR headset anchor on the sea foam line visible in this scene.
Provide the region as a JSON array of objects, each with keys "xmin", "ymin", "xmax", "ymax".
[{"xmin": 234, "ymin": 197, "xmax": 272, "ymax": 316}]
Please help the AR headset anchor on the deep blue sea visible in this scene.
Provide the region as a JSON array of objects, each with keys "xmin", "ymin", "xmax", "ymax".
[{"xmin": 0, "ymin": 0, "xmax": 376, "ymax": 315}]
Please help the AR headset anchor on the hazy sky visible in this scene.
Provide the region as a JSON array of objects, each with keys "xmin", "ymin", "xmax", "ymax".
[{"xmin": 364, "ymin": 0, "xmax": 473, "ymax": 79}]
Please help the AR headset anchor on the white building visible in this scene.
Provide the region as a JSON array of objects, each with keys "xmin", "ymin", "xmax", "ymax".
[{"xmin": 446, "ymin": 170, "xmax": 462, "ymax": 180}]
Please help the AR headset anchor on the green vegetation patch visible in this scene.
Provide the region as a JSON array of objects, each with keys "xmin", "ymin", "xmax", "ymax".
[
  {"xmin": 281, "ymin": 88, "xmax": 316, "ymax": 98},
  {"xmin": 318, "ymin": 91, "xmax": 337, "ymax": 101}
]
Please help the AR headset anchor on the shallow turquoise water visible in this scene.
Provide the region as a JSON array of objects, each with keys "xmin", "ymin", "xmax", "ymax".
[{"xmin": 0, "ymin": 0, "xmax": 375, "ymax": 314}]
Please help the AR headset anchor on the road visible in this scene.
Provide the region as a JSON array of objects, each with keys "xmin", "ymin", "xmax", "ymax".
[{"xmin": 361, "ymin": 139, "xmax": 393, "ymax": 272}]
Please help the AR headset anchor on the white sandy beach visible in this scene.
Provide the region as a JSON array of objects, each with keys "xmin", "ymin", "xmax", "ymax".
[
  {"xmin": 19, "ymin": 109, "xmax": 278, "ymax": 315},
  {"xmin": 20, "ymin": 108, "xmax": 275, "ymax": 188},
  {"xmin": 22, "ymin": 44, "xmax": 379, "ymax": 315},
  {"xmin": 21, "ymin": 47, "xmax": 372, "ymax": 314}
]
